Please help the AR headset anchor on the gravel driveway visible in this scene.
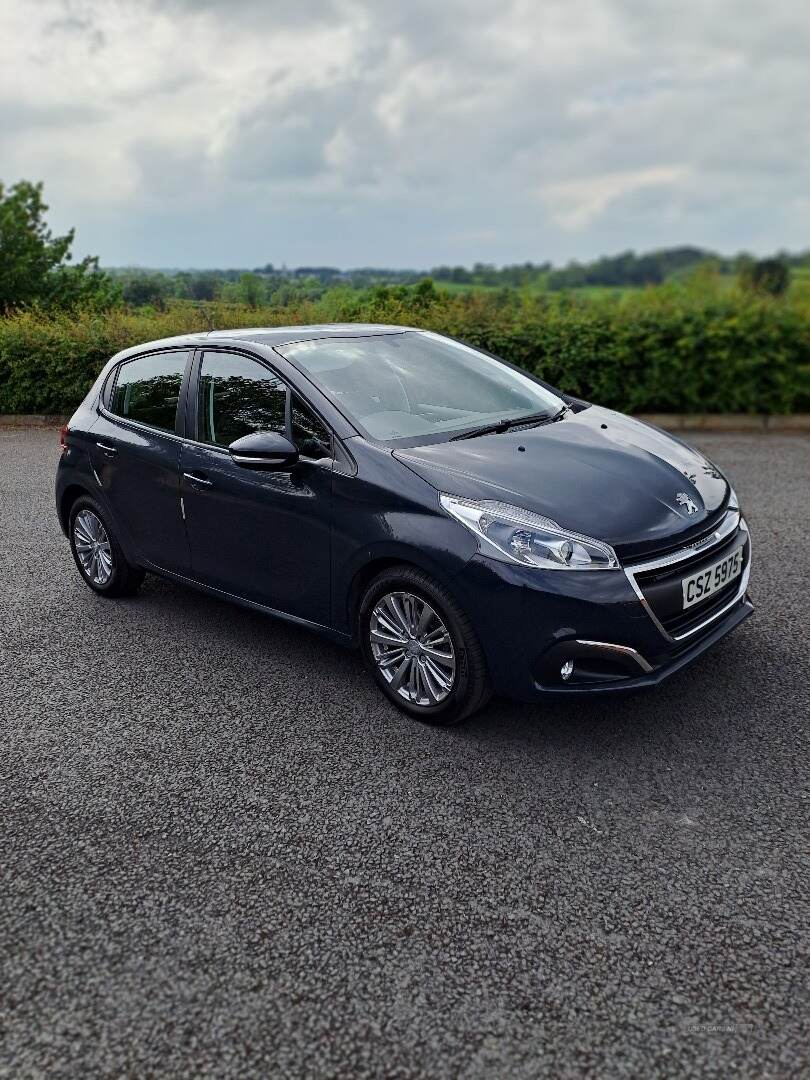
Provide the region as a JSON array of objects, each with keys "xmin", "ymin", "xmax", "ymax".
[{"xmin": 1, "ymin": 428, "xmax": 808, "ymax": 1078}]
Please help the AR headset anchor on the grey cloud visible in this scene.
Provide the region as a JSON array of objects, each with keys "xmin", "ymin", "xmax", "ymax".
[
  {"xmin": 148, "ymin": 0, "xmax": 348, "ymax": 28},
  {"xmin": 129, "ymin": 136, "xmax": 212, "ymax": 198},
  {"xmin": 0, "ymin": 101, "xmax": 107, "ymax": 135},
  {"xmin": 3, "ymin": 0, "xmax": 809, "ymax": 265},
  {"xmin": 225, "ymin": 85, "xmax": 364, "ymax": 182},
  {"xmin": 42, "ymin": 0, "xmax": 106, "ymax": 49}
]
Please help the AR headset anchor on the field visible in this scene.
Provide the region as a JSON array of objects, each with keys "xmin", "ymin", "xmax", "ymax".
[
  {"xmin": 437, "ymin": 267, "xmax": 810, "ymax": 302},
  {"xmin": 436, "ymin": 281, "xmax": 629, "ymax": 299},
  {"xmin": 790, "ymin": 266, "xmax": 810, "ymax": 299}
]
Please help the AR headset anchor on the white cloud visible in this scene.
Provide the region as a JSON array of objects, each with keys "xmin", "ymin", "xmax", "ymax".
[{"xmin": 540, "ymin": 166, "xmax": 691, "ymax": 230}]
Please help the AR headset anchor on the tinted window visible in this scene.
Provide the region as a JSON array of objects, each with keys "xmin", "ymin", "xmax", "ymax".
[
  {"xmin": 110, "ymin": 351, "xmax": 188, "ymax": 432},
  {"xmin": 198, "ymin": 352, "xmax": 287, "ymax": 448},
  {"xmin": 291, "ymin": 394, "xmax": 332, "ymax": 460},
  {"xmin": 278, "ymin": 332, "xmax": 563, "ymax": 444}
]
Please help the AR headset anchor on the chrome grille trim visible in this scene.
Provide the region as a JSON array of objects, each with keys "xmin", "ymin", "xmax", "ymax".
[
  {"xmin": 624, "ymin": 507, "xmax": 740, "ymax": 574},
  {"xmin": 624, "ymin": 512, "xmax": 750, "ymax": 643}
]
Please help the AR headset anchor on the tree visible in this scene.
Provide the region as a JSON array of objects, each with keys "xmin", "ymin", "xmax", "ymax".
[
  {"xmin": 121, "ymin": 271, "xmax": 172, "ymax": 309},
  {"xmin": 235, "ymin": 272, "xmax": 265, "ymax": 307},
  {"xmin": 219, "ymin": 272, "xmax": 266, "ymax": 306},
  {"xmin": 175, "ymin": 271, "xmax": 220, "ymax": 301},
  {"xmin": 0, "ymin": 180, "xmax": 118, "ymax": 310},
  {"xmin": 739, "ymin": 257, "xmax": 790, "ymax": 297}
]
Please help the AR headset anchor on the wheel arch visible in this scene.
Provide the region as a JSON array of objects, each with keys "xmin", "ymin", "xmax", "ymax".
[
  {"xmin": 58, "ymin": 485, "xmax": 138, "ymax": 567},
  {"xmin": 346, "ymin": 553, "xmax": 463, "ymax": 645},
  {"xmin": 58, "ymin": 483, "xmax": 93, "ymax": 535}
]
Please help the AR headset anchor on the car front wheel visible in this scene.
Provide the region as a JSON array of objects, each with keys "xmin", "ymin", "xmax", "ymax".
[{"xmin": 359, "ymin": 566, "xmax": 491, "ymax": 725}]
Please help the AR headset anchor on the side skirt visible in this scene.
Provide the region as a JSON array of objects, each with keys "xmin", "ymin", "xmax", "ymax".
[{"xmin": 140, "ymin": 560, "xmax": 353, "ymax": 647}]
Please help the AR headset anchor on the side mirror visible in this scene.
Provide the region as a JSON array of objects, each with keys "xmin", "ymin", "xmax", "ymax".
[{"xmin": 228, "ymin": 431, "xmax": 299, "ymax": 471}]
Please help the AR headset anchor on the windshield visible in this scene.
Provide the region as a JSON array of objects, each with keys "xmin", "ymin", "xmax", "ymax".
[{"xmin": 277, "ymin": 331, "xmax": 563, "ymax": 444}]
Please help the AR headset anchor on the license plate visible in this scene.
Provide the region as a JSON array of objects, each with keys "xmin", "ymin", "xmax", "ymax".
[{"xmin": 682, "ymin": 546, "xmax": 744, "ymax": 609}]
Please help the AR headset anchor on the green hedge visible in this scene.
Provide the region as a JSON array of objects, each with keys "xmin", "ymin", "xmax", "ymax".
[{"xmin": 1, "ymin": 282, "xmax": 809, "ymax": 414}]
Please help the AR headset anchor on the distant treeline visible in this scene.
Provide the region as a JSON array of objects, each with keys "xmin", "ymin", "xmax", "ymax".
[
  {"xmin": 424, "ymin": 247, "xmax": 810, "ymax": 289},
  {"xmin": 104, "ymin": 264, "xmax": 429, "ymax": 307},
  {"xmin": 106, "ymin": 246, "xmax": 810, "ymax": 307},
  {"xmin": 4, "ymin": 178, "xmax": 809, "ymax": 314}
]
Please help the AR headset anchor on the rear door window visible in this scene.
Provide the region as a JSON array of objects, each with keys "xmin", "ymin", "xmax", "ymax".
[{"xmin": 110, "ymin": 351, "xmax": 189, "ymax": 432}]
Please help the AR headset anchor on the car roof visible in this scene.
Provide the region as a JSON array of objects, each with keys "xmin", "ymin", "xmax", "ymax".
[
  {"xmin": 112, "ymin": 324, "xmax": 419, "ymax": 358},
  {"xmin": 205, "ymin": 323, "xmax": 417, "ymax": 347},
  {"xmin": 105, "ymin": 324, "xmax": 423, "ymax": 370}
]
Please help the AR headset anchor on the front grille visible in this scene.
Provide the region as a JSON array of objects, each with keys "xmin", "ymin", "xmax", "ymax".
[
  {"xmin": 622, "ymin": 507, "xmax": 728, "ymax": 562},
  {"xmin": 629, "ymin": 525, "xmax": 749, "ymax": 640},
  {"xmin": 659, "ymin": 577, "xmax": 742, "ymax": 637}
]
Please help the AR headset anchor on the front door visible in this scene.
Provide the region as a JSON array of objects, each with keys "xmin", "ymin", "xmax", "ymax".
[
  {"xmin": 180, "ymin": 350, "xmax": 333, "ymax": 626},
  {"xmin": 90, "ymin": 348, "xmax": 191, "ymax": 574}
]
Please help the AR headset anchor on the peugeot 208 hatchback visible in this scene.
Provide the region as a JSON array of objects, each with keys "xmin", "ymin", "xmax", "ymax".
[{"xmin": 56, "ymin": 325, "xmax": 753, "ymax": 724}]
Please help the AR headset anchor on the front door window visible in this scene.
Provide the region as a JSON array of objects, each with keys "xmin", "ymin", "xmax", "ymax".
[{"xmin": 197, "ymin": 352, "xmax": 287, "ymax": 448}]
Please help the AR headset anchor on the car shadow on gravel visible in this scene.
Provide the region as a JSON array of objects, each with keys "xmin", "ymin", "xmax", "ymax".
[
  {"xmin": 131, "ymin": 572, "xmax": 769, "ymax": 771},
  {"xmin": 461, "ymin": 626, "xmax": 766, "ymax": 751}
]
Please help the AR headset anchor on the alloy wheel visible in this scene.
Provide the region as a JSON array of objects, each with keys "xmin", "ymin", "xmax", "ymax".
[
  {"xmin": 369, "ymin": 591, "xmax": 457, "ymax": 706},
  {"xmin": 73, "ymin": 509, "xmax": 114, "ymax": 586}
]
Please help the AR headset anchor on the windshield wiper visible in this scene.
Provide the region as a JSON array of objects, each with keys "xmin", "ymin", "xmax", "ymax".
[{"xmin": 451, "ymin": 406, "xmax": 568, "ymax": 441}]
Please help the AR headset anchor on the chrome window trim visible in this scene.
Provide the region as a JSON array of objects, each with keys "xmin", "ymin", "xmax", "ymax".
[
  {"xmin": 98, "ymin": 403, "xmax": 185, "ymax": 440},
  {"xmin": 97, "ymin": 405, "xmax": 338, "ymax": 469},
  {"xmin": 624, "ymin": 512, "xmax": 750, "ymax": 643},
  {"xmin": 98, "ymin": 403, "xmax": 186, "ymax": 443},
  {"xmin": 98, "ymin": 394, "xmax": 338, "ymax": 466}
]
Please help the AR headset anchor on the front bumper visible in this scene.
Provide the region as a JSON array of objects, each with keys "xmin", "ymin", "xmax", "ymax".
[
  {"xmin": 449, "ymin": 513, "xmax": 753, "ymax": 702},
  {"xmin": 531, "ymin": 595, "xmax": 753, "ymax": 695}
]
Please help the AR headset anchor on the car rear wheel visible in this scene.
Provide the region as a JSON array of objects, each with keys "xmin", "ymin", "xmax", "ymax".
[
  {"xmin": 359, "ymin": 567, "xmax": 491, "ymax": 725},
  {"xmin": 68, "ymin": 496, "xmax": 145, "ymax": 598}
]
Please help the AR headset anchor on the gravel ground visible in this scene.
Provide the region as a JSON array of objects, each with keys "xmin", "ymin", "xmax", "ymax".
[{"xmin": 1, "ymin": 428, "xmax": 808, "ymax": 1079}]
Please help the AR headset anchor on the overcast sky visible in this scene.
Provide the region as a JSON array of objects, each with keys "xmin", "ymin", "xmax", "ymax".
[{"xmin": 2, "ymin": 0, "xmax": 808, "ymax": 268}]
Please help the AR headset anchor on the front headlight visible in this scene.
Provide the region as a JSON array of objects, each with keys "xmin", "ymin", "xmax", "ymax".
[{"xmin": 440, "ymin": 494, "xmax": 619, "ymax": 571}]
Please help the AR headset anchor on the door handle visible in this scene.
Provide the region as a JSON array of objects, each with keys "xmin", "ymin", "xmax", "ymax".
[
  {"xmin": 96, "ymin": 441, "xmax": 118, "ymax": 457},
  {"xmin": 183, "ymin": 471, "xmax": 212, "ymax": 487}
]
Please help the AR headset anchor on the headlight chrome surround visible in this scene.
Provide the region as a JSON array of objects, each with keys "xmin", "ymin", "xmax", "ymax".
[{"xmin": 440, "ymin": 494, "xmax": 619, "ymax": 571}]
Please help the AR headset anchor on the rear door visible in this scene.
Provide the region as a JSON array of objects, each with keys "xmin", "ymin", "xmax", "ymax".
[
  {"xmin": 90, "ymin": 349, "xmax": 192, "ymax": 573},
  {"xmin": 179, "ymin": 349, "xmax": 333, "ymax": 626}
]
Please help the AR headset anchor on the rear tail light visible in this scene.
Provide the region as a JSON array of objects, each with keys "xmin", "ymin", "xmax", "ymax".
[{"xmin": 59, "ymin": 424, "xmax": 70, "ymax": 454}]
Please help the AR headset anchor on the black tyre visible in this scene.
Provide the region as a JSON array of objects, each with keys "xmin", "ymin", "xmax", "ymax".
[
  {"xmin": 68, "ymin": 496, "xmax": 145, "ymax": 598},
  {"xmin": 359, "ymin": 566, "xmax": 492, "ymax": 725}
]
